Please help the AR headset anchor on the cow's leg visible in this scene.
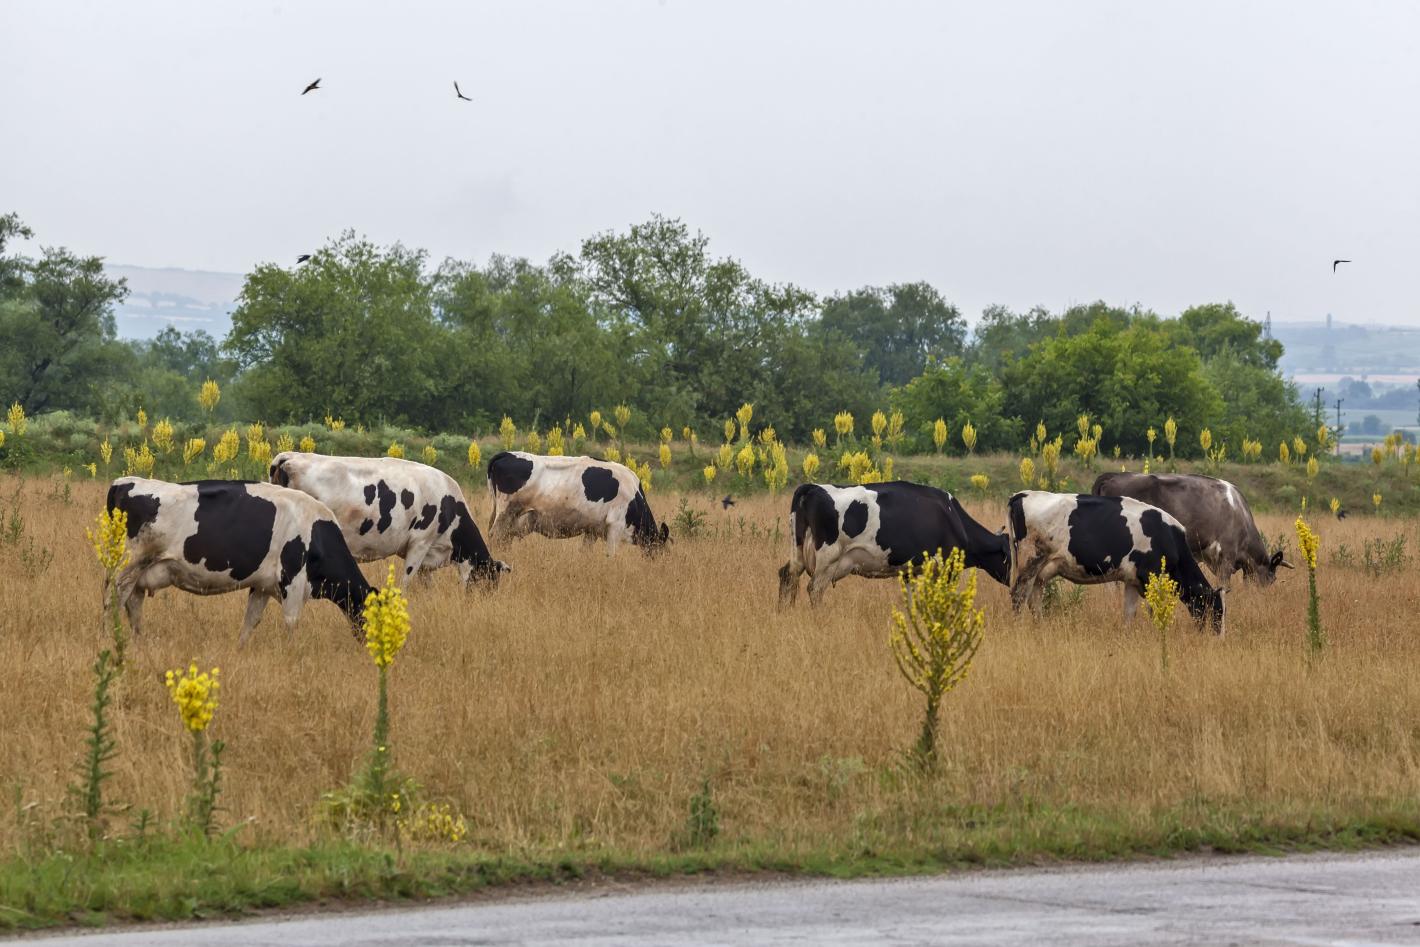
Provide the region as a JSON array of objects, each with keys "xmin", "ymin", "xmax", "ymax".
[
  {"xmin": 279, "ymin": 589, "xmax": 304, "ymax": 638},
  {"xmin": 122, "ymin": 583, "xmax": 147, "ymax": 636},
  {"xmin": 806, "ymin": 571, "xmax": 833, "ymax": 606},
  {"xmin": 604, "ymin": 521, "xmax": 628, "ymax": 556},
  {"xmin": 399, "ymin": 540, "xmax": 435, "ymax": 589},
  {"xmin": 777, "ymin": 561, "xmax": 803, "ymax": 607},
  {"xmin": 237, "ymin": 591, "xmax": 270, "ymax": 649},
  {"xmin": 1010, "ymin": 555, "xmax": 1045, "ymax": 613},
  {"xmin": 1123, "ymin": 582, "xmax": 1142, "ymax": 624}
]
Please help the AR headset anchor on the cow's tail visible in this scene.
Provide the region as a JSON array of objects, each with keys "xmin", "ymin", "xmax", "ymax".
[{"xmin": 486, "ymin": 476, "xmax": 499, "ymax": 532}]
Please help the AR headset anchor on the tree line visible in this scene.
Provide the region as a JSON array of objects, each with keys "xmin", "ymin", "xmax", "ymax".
[{"xmin": 0, "ymin": 211, "xmax": 1309, "ymax": 456}]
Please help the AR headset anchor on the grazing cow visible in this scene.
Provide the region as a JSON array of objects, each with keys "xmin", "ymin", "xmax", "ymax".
[
  {"xmin": 486, "ymin": 451, "xmax": 670, "ymax": 554},
  {"xmin": 269, "ymin": 452, "xmax": 508, "ymax": 589},
  {"xmin": 1007, "ymin": 490, "xmax": 1225, "ymax": 633},
  {"xmin": 1091, "ymin": 472, "xmax": 1290, "ymax": 586},
  {"xmin": 777, "ymin": 481, "xmax": 1011, "ymax": 606},
  {"xmin": 105, "ymin": 478, "xmax": 373, "ymax": 646}
]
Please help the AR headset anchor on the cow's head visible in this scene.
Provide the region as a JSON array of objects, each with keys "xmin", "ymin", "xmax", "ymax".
[
  {"xmin": 637, "ymin": 521, "xmax": 672, "ymax": 556},
  {"xmin": 269, "ymin": 456, "xmax": 291, "ymax": 487},
  {"xmin": 627, "ymin": 491, "xmax": 671, "ymax": 555},
  {"xmin": 463, "ymin": 557, "xmax": 511, "ymax": 590},
  {"xmin": 1248, "ymin": 548, "xmax": 1294, "ymax": 587},
  {"xmin": 1184, "ymin": 584, "xmax": 1226, "ymax": 635},
  {"xmin": 978, "ymin": 530, "xmax": 1013, "ymax": 587}
]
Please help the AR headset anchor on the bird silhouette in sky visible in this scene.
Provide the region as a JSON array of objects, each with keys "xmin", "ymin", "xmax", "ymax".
[
  {"xmin": 1333, "ymin": 259, "xmax": 1351, "ymax": 272},
  {"xmin": 454, "ymin": 81, "xmax": 472, "ymax": 102},
  {"xmin": 721, "ymin": 495, "xmax": 735, "ymax": 510},
  {"xmin": 302, "ymin": 78, "xmax": 321, "ymax": 95},
  {"xmin": 296, "ymin": 254, "xmax": 311, "ymax": 264}
]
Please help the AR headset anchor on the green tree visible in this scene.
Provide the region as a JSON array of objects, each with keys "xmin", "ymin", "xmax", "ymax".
[
  {"xmin": 1171, "ymin": 302, "xmax": 1282, "ymax": 369},
  {"xmin": 820, "ymin": 282, "xmax": 966, "ymax": 386},
  {"xmin": 225, "ymin": 233, "xmax": 446, "ymax": 427},
  {"xmin": 892, "ymin": 358, "xmax": 1017, "ymax": 452},
  {"xmin": 965, "ymin": 304, "xmax": 1056, "ymax": 373},
  {"xmin": 0, "ymin": 220, "xmax": 130, "ymax": 416}
]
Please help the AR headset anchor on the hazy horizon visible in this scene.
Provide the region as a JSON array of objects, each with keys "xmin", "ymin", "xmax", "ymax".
[{"xmin": 4, "ymin": 1, "xmax": 1418, "ymax": 326}]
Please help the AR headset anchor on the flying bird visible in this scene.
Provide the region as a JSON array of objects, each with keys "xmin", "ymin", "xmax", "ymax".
[
  {"xmin": 296, "ymin": 254, "xmax": 311, "ymax": 264},
  {"xmin": 721, "ymin": 495, "xmax": 735, "ymax": 510},
  {"xmin": 1333, "ymin": 259, "xmax": 1351, "ymax": 272},
  {"xmin": 454, "ymin": 81, "xmax": 472, "ymax": 102},
  {"xmin": 302, "ymin": 78, "xmax": 321, "ymax": 95}
]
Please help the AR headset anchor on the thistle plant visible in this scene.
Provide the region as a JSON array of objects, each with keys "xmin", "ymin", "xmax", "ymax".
[
  {"xmin": 932, "ymin": 418, "xmax": 947, "ymax": 455},
  {"xmin": 961, "ymin": 420, "xmax": 977, "ymax": 456},
  {"xmin": 888, "ymin": 548, "xmax": 985, "ymax": 768},
  {"xmin": 165, "ymin": 663, "xmax": 223, "ymax": 836},
  {"xmin": 1144, "ymin": 559, "xmax": 1180, "ymax": 672},
  {"xmin": 1295, "ymin": 516, "xmax": 1322, "ymax": 654},
  {"xmin": 360, "ymin": 564, "xmax": 411, "ymax": 828},
  {"xmin": 300, "ymin": 434, "xmax": 317, "ymax": 453},
  {"xmin": 197, "ymin": 379, "xmax": 221, "ymax": 414},
  {"xmin": 803, "ymin": 452, "xmax": 821, "ymax": 480}
]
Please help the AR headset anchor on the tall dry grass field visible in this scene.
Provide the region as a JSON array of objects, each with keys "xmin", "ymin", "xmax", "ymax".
[{"xmin": 3, "ymin": 474, "xmax": 1418, "ymax": 862}]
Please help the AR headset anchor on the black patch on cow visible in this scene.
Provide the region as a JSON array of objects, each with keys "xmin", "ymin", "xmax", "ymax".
[
  {"xmin": 581, "ymin": 466, "xmax": 619, "ymax": 503},
  {"xmin": 1008, "ymin": 494, "xmax": 1027, "ymax": 547},
  {"xmin": 436, "ymin": 494, "xmax": 458, "ymax": 534},
  {"xmin": 487, "ymin": 452, "xmax": 535, "ymax": 496},
  {"xmin": 842, "ymin": 500, "xmax": 869, "ymax": 538},
  {"xmin": 278, "ymin": 535, "xmax": 306, "ymax": 599},
  {"xmin": 1065, "ymin": 496, "xmax": 1133, "ymax": 578},
  {"xmin": 181, "ymin": 482, "xmax": 277, "ymax": 582},
  {"xmin": 358, "ymin": 518, "xmax": 374, "ymax": 535},
  {"xmin": 400, "ymin": 489, "xmax": 414, "ymax": 510},
  {"xmin": 858, "ymin": 482, "xmax": 1010, "ymax": 585},
  {"xmin": 106, "ymin": 481, "xmax": 161, "ymax": 540},
  {"xmin": 375, "ymin": 480, "xmax": 397, "ymax": 532},
  {"xmin": 363, "ymin": 483, "xmax": 377, "ymax": 505},
  {"xmin": 790, "ymin": 484, "xmax": 839, "ymax": 550},
  {"xmin": 413, "ymin": 503, "xmax": 438, "ymax": 531},
  {"xmin": 305, "ymin": 518, "xmax": 373, "ymax": 623}
]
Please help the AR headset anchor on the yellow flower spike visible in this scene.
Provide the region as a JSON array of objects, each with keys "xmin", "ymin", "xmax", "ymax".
[
  {"xmin": 300, "ymin": 434, "xmax": 317, "ymax": 453},
  {"xmin": 1294, "ymin": 516, "xmax": 1319, "ymax": 570},
  {"xmin": 363, "ymin": 564, "xmax": 411, "ymax": 669},
  {"xmin": 198, "ymin": 379, "xmax": 221, "ymax": 413},
  {"xmin": 703, "ymin": 465, "xmax": 717, "ymax": 483},
  {"xmin": 7, "ymin": 402, "xmax": 27, "ymax": 436},
  {"xmin": 165, "ymin": 662, "xmax": 220, "ymax": 732},
  {"xmin": 87, "ymin": 508, "xmax": 130, "ymax": 571}
]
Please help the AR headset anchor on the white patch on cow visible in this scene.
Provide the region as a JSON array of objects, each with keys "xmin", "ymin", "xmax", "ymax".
[
  {"xmin": 1207, "ymin": 540, "xmax": 1223, "ymax": 559},
  {"xmin": 1225, "ymin": 482, "xmax": 1240, "ymax": 510},
  {"xmin": 489, "ymin": 452, "xmax": 656, "ymax": 555}
]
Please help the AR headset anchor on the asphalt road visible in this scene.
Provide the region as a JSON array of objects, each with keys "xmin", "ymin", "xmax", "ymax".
[{"xmin": 23, "ymin": 849, "xmax": 1420, "ymax": 946}]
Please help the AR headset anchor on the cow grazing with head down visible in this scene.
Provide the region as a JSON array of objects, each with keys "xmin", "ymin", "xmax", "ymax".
[
  {"xmin": 1007, "ymin": 490, "xmax": 1225, "ymax": 633},
  {"xmin": 269, "ymin": 452, "xmax": 508, "ymax": 589},
  {"xmin": 105, "ymin": 477, "xmax": 373, "ymax": 646},
  {"xmin": 777, "ymin": 481, "xmax": 1011, "ymax": 606},
  {"xmin": 486, "ymin": 451, "xmax": 669, "ymax": 554},
  {"xmin": 1091, "ymin": 472, "xmax": 1290, "ymax": 587}
]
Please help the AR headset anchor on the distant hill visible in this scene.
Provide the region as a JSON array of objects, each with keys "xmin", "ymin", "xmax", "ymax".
[
  {"xmin": 1272, "ymin": 320, "xmax": 1420, "ymax": 379},
  {"xmin": 106, "ymin": 264, "xmax": 243, "ymax": 339}
]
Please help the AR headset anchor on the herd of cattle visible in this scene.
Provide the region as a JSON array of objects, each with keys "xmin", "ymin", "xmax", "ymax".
[{"xmin": 101, "ymin": 449, "xmax": 1289, "ymax": 644}]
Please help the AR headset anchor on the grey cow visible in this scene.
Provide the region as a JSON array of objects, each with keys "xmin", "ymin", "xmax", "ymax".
[{"xmin": 1090, "ymin": 472, "xmax": 1291, "ymax": 586}]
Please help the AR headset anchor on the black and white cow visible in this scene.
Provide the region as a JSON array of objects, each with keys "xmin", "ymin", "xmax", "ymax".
[
  {"xmin": 1006, "ymin": 490, "xmax": 1225, "ymax": 633},
  {"xmin": 486, "ymin": 451, "xmax": 669, "ymax": 554},
  {"xmin": 269, "ymin": 452, "xmax": 508, "ymax": 589},
  {"xmin": 105, "ymin": 477, "xmax": 373, "ymax": 646},
  {"xmin": 777, "ymin": 481, "xmax": 1011, "ymax": 606},
  {"xmin": 1091, "ymin": 472, "xmax": 1290, "ymax": 587}
]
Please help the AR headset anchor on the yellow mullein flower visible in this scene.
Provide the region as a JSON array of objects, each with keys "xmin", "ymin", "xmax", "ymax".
[
  {"xmin": 933, "ymin": 418, "xmax": 947, "ymax": 454},
  {"xmin": 658, "ymin": 442, "xmax": 672, "ymax": 469},
  {"xmin": 85, "ymin": 462, "xmax": 97, "ymax": 478},
  {"xmin": 198, "ymin": 379, "xmax": 221, "ymax": 413},
  {"xmin": 299, "ymin": 434, "xmax": 316, "ymax": 453},
  {"xmin": 182, "ymin": 438, "xmax": 206, "ymax": 466},
  {"xmin": 152, "ymin": 418, "xmax": 175, "ymax": 454},
  {"xmin": 275, "ymin": 432, "xmax": 295, "ymax": 454},
  {"xmin": 1373, "ymin": 492, "xmax": 1382, "ymax": 512},
  {"xmin": 7, "ymin": 402, "xmax": 26, "ymax": 436},
  {"xmin": 363, "ymin": 564, "xmax": 411, "ymax": 669},
  {"xmin": 802, "ymin": 452, "xmax": 821, "ymax": 480},
  {"xmin": 87, "ymin": 508, "xmax": 129, "ymax": 570},
  {"xmin": 422, "ymin": 444, "xmax": 439, "ymax": 466},
  {"xmin": 164, "ymin": 663, "xmax": 220, "ymax": 732},
  {"xmin": 703, "ymin": 465, "xmax": 717, "ymax": 483},
  {"xmin": 812, "ymin": 428, "xmax": 827, "ymax": 450},
  {"xmin": 467, "ymin": 440, "xmax": 481, "ymax": 468},
  {"xmin": 1019, "ymin": 456, "xmax": 1035, "ymax": 488},
  {"xmin": 136, "ymin": 407, "xmax": 148, "ymax": 431},
  {"xmin": 614, "ymin": 404, "xmax": 631, "ymax": 429},
  {"xmin": 961, "ymin": 420, "xmax": 977, "ymax": 455},
  {"xmin": 1294, "ymin": 516, "xmax": 1319, "ymax": 570}
]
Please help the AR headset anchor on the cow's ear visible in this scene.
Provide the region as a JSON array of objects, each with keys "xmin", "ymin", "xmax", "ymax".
[{"xmin": 1269, "ymin": 550, "xmax": 1284, "ymax": 569}]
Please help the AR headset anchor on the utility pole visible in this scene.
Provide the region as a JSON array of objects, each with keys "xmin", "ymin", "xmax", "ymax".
[
  {"xmin": 1312, "ymin": 387, "xmax": 1325, "ymax": 433},
  {"xmin": 1335, "ymin": 398, "xmax": 1344, "ymax": 448},
  {"xmin": 1415, "ymin": 379, "xmax": 1419, "ymax": 428}
]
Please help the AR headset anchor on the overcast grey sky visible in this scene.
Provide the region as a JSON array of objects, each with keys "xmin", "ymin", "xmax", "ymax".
[{"xmin": 3, "ymin": 1, "xmax": 1417, "ymax": 325}]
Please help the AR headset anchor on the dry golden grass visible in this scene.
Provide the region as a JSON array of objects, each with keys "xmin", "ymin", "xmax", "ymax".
[{"xmin": 2, "ymin": 475, "xmax": 1419, "ymax": 861}]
